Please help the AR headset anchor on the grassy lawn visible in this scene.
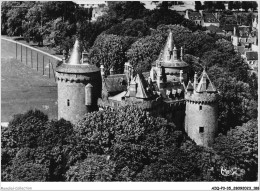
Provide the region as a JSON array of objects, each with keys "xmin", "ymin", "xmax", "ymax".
[{"xmin": 1, "ymin": 41, "xmax": 58, "ymax": 122}]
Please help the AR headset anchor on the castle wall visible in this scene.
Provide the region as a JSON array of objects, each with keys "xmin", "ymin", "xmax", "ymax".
[{"xmin": 185, "ymin": 101, "xmax": 218, "ymax": 147}]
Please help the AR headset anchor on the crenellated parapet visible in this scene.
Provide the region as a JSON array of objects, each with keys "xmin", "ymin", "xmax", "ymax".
[
  {"xmin": 185, "ymin": 92, "xmax": 219, "ymax": 104},
  {"xmin": 56, "ymin": 72, "xmax": 100, "ymax": 83}
]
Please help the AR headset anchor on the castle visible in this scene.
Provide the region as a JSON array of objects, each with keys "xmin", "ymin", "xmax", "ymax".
[{"xmin": 56, "ymin": 31, "xmax": 219, "ymax": 147}]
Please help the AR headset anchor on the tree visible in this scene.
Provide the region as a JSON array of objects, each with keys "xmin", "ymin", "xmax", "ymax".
[
  {"xmin": 213, "ymin": 119, "xmax": 258, "ymax": 181},
  {"xmin": 89, "ymin": 34, "xmax": 129, "ymax": 75},
  {"xmin": 135, "ymin": 140, "xmax": 212, "ymax": 181},
  {"xmin": 1, "ymin": 110, "xmax": 79, "ymax": 181},
  {"xmin": 233, "ymin": 1, "xmax": 242, "ymax": 11},
  {"xmin": 228, "ymin": 1, "xmax": 234, "ymax": 10},
  {"xmin": 204, "ymin": 1, "xmax": 214, "ymax": 12},
  {"xmin": 66, "ymin": 154, "xmax": 115, "ymax": 181},
  {"xmin": 215, "ymin": 1, "xmax": 225, "ymax": 11},
  {"xmin": 106, "ymin": 1, "xmax": 146, "ymax": 21},
  {"xmin": 104, "ymin": 19, "xmax": 150, "ymax": 38},
  {"xmin": 47, "ymin": 17, "xmax": 76, "ymax": 54},
  {"xmin": 74, "ymin": 106, "xmax": 190, "ymax": 181},
  {"xmin": 126, "ymin": 33, "xmax": 165, "ymax": 72},
  {"xmin": 6, "ymin": 6, "xmax": 27, "ymax": 36},
  {"xmin": 1, "ymin": 1, "xmax": 18, "ymax": 35},
  {"xmin": 23, "ymin": 3, "xmax": 44, "ymax": 45},
  {"xmin": 195, "ymin": 1, "xmax": 202, "ymax": 11},
  {"xmin": 241, "ymin": 1, "xmax": 251, "ymax": 12},
  {"xmin": 250, "ymin": 1, "xmax": 258, "ymax": 11},
  {"xmin": 144, "ymin": 9, "xmax": 185, "ymax": 29}
]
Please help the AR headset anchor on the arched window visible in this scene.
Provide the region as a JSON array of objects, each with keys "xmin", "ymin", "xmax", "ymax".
[{"xmin": 67, "ymin": 99, "xmax": 70, "ymax": 106}]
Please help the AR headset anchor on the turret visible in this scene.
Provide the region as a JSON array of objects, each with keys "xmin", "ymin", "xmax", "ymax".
[
  {"xmin": 56, "ymin": 39, "xmax": 101, "ymax": 123},
  {"xmin": 185, "ymin": 69, "xmax": 219, "ymax": 147},
  {"xmin": 152, "ymin": 31, "xmax": 189, "ymax": 83}
]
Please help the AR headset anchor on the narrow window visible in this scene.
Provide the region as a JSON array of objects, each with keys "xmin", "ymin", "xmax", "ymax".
[
  {"xmin": 199, "ymin": 127, "xmax": 204, "ymax": 133},
  {"xmin": 199, "ymin": 105, "xmax": 202, "ymax": 110},
  {"xmin": 67, "ymin": 99, "xmax": 70, "ymax": 106}
]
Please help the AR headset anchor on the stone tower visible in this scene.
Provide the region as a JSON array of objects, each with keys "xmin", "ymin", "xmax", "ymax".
[
  {"xmin": 150, "ymin": 30, "xmax": 189, "ymax": 84},
  {"xmin": 56, "ymin": 39, "xmax": 102, "ymax": 123},
  {"xmin": 185, "ymin": 69, "xmax": 219, "ymax": 147}
]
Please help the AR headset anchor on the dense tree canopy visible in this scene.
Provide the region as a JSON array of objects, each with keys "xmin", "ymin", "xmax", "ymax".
[
  {"xmin": 1, "ymin": 110, "xmax": 78, "ymax": 181},
  {"xmin": 89, "ymin": 34, "xmax": 132, "ymax": 75},
  {"xmin": 213, "ymin": 119, "xmax": 258, "ymax": 181}
]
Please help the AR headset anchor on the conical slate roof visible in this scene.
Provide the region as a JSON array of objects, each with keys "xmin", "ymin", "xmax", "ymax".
[
  {"xmin": 186, "ymin": 80, "xmax": 194, "ymax": 91},
  {"xmin": 67, "ymin": 39, "xmax": 81, "ymax": 65},
  {"xmin": 196, "ymin": 69, "xmax": 217, "ymax": 93},
  {"xmin": 56, "ymin": 39, "xmax": 100, "ymax": 73},
  {"xmin": 125, "ymin": 73, "xmax": 151, "ymax": 99},
  {"xmin": 135, "ymin": 74, "xmax": 150, "ymax": 99},
  {"xmin": 156, "ymin": 31, "xmax": 188, "ymax": 68}
]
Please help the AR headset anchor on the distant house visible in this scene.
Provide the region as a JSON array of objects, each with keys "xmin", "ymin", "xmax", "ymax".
[
  {"xmin": 206, "ymin": 25, "xmax": 224, "ymax": 35},
  {"xmin": 231, "ymin": 25, "xmax": 257, "ymax": 48},
  {"xmin": 222, "ymin": 24, "xmax": 238, "ymax": 36},
  {"xmin": 185, "ymin": 10, "xmax": 220, "ymax": 27},
  {"xmin": 202, "ymin": 12, "xmax": 220, "ymax": 27},
  {"xmin": 185, "ymin": 10, "xmax": 202, "ymax": 25},
  {"xmin": 242, "ymin": 51, "xmax": 258, "ymax": 75},
  {"xmin": 252, "ymin": 16, "xmax": 258, "ymax": 30},
  {"xmin": 74, "ymin": 0, "xmax": 107, "ymax": 21}
]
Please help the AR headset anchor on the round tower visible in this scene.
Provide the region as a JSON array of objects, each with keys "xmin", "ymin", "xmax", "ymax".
[
  {"xmin": 56, "ymin": 39, "xmax": 102, "ymax": 124},
  {"xmin": 185, "ymin": 70, "xmax": 219, "ymax": 147}
]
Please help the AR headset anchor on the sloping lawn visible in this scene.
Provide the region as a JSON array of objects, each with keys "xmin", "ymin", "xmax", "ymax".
[{"xmin": 1, "ymin": 57, "xmax": 58, "ymax": 122}]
